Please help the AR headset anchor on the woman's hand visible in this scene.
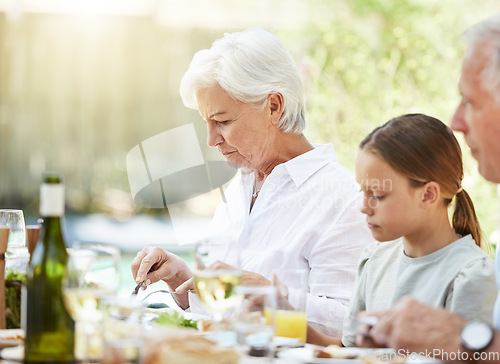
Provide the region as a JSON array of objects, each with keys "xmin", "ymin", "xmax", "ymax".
[
  {"xmin": 131, "ymin": 247, "xmax": 193, "ymax": 309},
  {"xmin": 131, "ymin": 246, "xmax": 192, "ymax": 291},
  {"xmin": 176, "ymin": 260, "xmax": 272, "ymax": 294},
  {"xmin": 175, "ymin": 260, "xmax": 272, "ymax": 310},
  {"xmin": 207, "ymin": 260, "xmax": 271, "ymax": 286}
]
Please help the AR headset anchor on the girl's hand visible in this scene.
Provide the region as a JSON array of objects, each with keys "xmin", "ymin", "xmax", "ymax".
[{"xmin": 358, "ymin": 296, "xmax": 466, "ymax": 356}]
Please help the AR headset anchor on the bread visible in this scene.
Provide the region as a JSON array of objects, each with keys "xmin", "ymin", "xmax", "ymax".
[{"xmin": 142, "ymin": 328, "xmax": 240, "ymax": 364}]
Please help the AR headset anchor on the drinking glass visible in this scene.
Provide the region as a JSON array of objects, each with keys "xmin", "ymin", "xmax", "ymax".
[
  {"xmin": 1, "ymin": 210, "xmax": 29, "ymax": 329},
  {"xmin": 62, "ymin": 243, "xmax": 120, "ymax": 363},
  {"xmin": 272, "ymin": 269, "xmax": 308, "ymax": 344},
  {"xmin": 0, "ymin": 209, "xmax": 26, "ymax": 252},
  {"xmin": 192, "ymin": 240, "xmax": 243, "ymax": 334},
  {"xmin": 234, "ymin": 285, "xmax": 276, "ymax": 359},
  {"xmin": 100, "ymin": 297, "xmax": 145, "ymax": 364}
]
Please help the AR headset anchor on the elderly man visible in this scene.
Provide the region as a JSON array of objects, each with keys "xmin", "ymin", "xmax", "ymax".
[{"xmin": 358, "ymin": 15, "xmax": 500, "ymax": 362}]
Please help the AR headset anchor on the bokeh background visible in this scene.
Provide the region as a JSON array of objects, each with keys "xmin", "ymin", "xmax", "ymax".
[{"xmin": 1, "ymin": 0, "xmax": 499, "ymax": 252}]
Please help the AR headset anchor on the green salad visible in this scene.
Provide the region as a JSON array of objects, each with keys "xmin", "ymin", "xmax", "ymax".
[{"xmin": 153, "ymin": 310, "xmax": 198, "ymax": 329}]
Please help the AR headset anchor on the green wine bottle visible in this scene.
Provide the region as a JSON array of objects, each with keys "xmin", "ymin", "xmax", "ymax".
[{"xmin": 25, "ymin": 173, "xmax": 75, "ymax": 363}]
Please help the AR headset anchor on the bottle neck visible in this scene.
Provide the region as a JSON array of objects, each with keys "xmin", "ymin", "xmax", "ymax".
[
  {"xmin": 40, "ymin": 183, "xmax": 64, "ymax": 217},
  {"xmin": 36, "ymin": 214, "xmax": 67, "ymax": 255}
]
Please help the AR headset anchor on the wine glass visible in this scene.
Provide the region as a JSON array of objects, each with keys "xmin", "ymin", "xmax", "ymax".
[
  {"xmin": 192, "ymin": 239, "xmax": 244, "ymax": 337},
  {"xmin": 0, "ymin": 209, "xmax": 26, "ymax": 250},
  {"xmin": 0, "ymin": 209, "xmax": 29, "ymax": 273},
  {"xmin": 62, "ymin": 243, "xmax": 120, "ymax": 363}
]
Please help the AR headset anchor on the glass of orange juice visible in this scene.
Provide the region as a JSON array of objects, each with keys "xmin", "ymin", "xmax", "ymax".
[{"xmin": 272, "ymin": 269, "xmax": 308, "ymax": 343}]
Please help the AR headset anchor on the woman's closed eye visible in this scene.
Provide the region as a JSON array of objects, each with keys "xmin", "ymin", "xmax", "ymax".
[{"xmin": 202, "ymin": 119, "xmax": 231, "ymax": 126}]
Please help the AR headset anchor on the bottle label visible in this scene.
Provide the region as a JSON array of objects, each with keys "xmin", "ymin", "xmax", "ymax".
[{"xmin": 40, "ymin": 184, "xmax": 64, "ymax": 216}]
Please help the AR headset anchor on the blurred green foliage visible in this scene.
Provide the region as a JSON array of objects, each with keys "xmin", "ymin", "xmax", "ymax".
[
  {"xmin": 0, "ymin": 1, "xmax": 498, "ymax": 249},
  {"xmin": 278, "ymin": 0, "xmax": 500, "ymax": 249}
]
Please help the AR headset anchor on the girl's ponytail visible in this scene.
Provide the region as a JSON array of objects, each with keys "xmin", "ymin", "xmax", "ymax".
[
  {"xmin": 361, "ymin": 114, "xmax": 487, "ymax": 252},
  {"xmin": 452, "ymin": 189, "xmax": 483, "ymax": 249}
]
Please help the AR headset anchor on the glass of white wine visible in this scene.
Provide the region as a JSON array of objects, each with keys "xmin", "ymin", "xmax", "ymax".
[
  {"xmin": 62, "ymin": 243, "xmax": 120, "ymax": 363},
  {"xmin": 192, "ymin": 239, "xmax": 244, "ymax": 337}
]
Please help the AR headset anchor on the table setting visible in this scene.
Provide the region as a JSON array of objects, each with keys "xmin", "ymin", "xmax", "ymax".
[
  {"xmin": 0, "ymin": 206, "xmax": 458, "ymax": 364},
  {"xmin": 0, "ymin": 220, "xmax": 327, "ymax": 364}
]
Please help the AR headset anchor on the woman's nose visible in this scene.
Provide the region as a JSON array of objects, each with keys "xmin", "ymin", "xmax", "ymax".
[{"xmin": 206, "ymin": 123, "xmax": 223, "ymax": 147}]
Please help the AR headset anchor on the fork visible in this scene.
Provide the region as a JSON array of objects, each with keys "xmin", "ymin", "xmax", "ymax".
[
  {"xmin": 355, "ymin": 316, "xmax": 379, "ymax": 327},
  {"xmin": 355, "ymin": 316, "xmax": 379, "ymax": 338},
  {"xmin": 140, "ymin": 289, "xmax": 195, "ymax": 302},
  {"xmin": 130, "ymin": 263, "xmax": 160, "ymax": 296},
  {"xmin": 131, "ymin": 281, "xmax": 145, "ymax": 296},
  {"xmin": 131, "ymin": 280, "xmax": 195, "ymax": 297}
]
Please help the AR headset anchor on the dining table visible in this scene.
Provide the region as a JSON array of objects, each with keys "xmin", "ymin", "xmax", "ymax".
[{"xmin": 0, "ymin": 332, "xmax": 474, "ymax": 364}]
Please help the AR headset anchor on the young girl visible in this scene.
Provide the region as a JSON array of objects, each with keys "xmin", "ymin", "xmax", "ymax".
[{"xmin": 308, "ymin": 113, "xmax": 497, "ymax": 347}]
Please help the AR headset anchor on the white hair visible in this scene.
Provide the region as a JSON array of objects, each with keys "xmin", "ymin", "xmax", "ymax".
[
  {"xmin": 179, "ymin": 28, "xmax": 305, "ymax": 134},
  {"xmin": 463, "ymin": 15, "xmax": 500, "ymax": 102}
]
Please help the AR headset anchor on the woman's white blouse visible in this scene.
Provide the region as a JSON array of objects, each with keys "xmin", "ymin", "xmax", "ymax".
[{"xmin": 202, "ymin": 143, "xmax": 374, "ymax": 335}]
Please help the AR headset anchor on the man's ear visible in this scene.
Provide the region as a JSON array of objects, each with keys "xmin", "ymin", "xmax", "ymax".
[
  {"xmin": 420, "ymin": 181, "xmax": 440, "ymax": 208},
  {"xmin": 267, "ymin": 93, "xmax": 284, "ymax": 125}
]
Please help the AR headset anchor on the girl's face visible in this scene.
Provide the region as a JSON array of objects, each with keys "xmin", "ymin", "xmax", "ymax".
[{"xmin": 355, "ymin": 149, "xmax": 425, "ymax": 242}]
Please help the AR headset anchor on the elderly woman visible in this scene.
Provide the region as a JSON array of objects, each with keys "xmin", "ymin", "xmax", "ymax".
[{"xmin": 131, "ymin": 28, "xmax": 373, "ymax": 336}]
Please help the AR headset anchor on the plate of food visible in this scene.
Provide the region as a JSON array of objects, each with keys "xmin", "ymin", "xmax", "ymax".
[
  {"xmin": 151, "ymin": 310, "xmax": 199, "ymax": 329},
  {"xmin": 277, "ymin": 345, "xmax": 402, "ymax": 363},
  {"xmin": 0, "ymin": 329, "xmax": 23, "ymax": 350}
]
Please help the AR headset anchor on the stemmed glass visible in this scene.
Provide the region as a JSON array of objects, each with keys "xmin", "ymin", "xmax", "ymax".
[
  {"xmin": 0, "ymin": 209, "xmax": 30, "ymax": 273},
  {"xmin": 0, "ymin": 209, "xmax": 26, "ymax": 251},
  {"xmin": 192, "ymin": 239, "xmax": 244, "ymax": 336},
  {"xmin": 62, "ymin": 243, "xmax": 120, "ymax": 363}
]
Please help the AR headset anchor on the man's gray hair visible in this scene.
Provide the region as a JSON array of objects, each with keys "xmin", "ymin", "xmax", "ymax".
[
  {"xmin": 463, "ymin": 15, "xmax": 500, "ymax": 101},
  {"xmin": 179, "ymin": 28, "xmax": 305, "ymax": 134}
]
